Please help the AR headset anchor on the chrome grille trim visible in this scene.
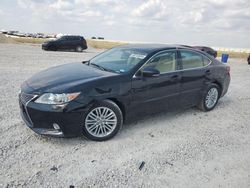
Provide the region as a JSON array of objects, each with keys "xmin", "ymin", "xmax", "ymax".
[
  {"xmin": 20, "ymin": 93, "xmax": 36, "ymax": 104},
  {"xmin": 19, "ymin": 92, "xmax": 38, "ymax": 126}
]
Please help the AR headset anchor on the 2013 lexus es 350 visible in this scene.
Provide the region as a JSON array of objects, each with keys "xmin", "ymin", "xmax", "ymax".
[{"xmin": 19, "ymin": 44, "xmax": 230, "ymax": 141}]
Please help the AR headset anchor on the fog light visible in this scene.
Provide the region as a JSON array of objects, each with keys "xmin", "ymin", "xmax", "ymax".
[{"xmin": 53, "ymin": 123, "xmax": 60, "ymax": 130}]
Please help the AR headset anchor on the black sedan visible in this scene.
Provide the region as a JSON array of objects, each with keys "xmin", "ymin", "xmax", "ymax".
[
  {"xmin": 42, "ymin": 35, "xmax": 87, "ymax": 52},
  {"xmin": 19, "ymin": 44, "xmax": 230, "ymax": 141}
]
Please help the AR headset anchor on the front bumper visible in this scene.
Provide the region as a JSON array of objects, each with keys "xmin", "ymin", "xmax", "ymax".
[
  {"xmin": 19, "ymin": 93, "xmax": 90, "ymax": 137},
  {"xmin": 42, "ymin": 44, "xmax": 49, "ymax": 50}
]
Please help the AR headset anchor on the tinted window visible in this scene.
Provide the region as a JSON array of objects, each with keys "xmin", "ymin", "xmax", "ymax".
[
  {"xmin": 60, "ymin": 36, "xmax": 79, "ymax": 41},
  {"xmin": 143, "ymin": 51, "xmax": 177, "ymax": 74},
  {"xmin": 180, "ymin": 50, "xmax": 205, "ymax": 69},
  {"xmin": 90, "ymin": 48, "xmax": 148, "ymax": 73},
  {"xmin": 58, "ymin": 36, "xmax": 67, "ymax": 41},
  {"xmin": 72, "ymin": 36, "xmax": 80, "ymax": 40},
  {"xmin": 67, "ymin": 36, "xmax": 73, "ymax": 40},
  {"xmin": 67, "ymin": 36, "xmax": 76, "ymax": 40}
]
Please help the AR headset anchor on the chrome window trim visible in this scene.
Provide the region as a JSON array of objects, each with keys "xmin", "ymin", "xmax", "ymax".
[{"xmin": 133, "ymin": 48, "xmax": 212, "ymax": 78}]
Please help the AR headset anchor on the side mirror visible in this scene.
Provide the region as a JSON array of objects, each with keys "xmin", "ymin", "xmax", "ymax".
[
  {"xmin": 82, "ymin": 60, "xmax": 89, "ymax": 64},
  {"xmin": 142, "ymin": 67, "xmax": 160, "ymax": 77}
]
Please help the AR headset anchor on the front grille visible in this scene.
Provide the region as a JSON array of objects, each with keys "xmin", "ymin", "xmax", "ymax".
[
  {"xmin": 20, "ymin": 103, "xmax": 33, "ymax": 127},
  {"xmin": 20, "ymin": 92, "xmax": 36, "ymax": 104}
]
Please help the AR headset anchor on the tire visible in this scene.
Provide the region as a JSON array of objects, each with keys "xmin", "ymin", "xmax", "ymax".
[
  {"xmin": 75, "ymin": 46, "xmax": 83, "ymax": 52},
  {"xmin": 82, "ymin": 100, "xmax": 123, "ymax": 141},
  {"xmin": 49, "ymin": 45, "xmax": 57, "ymax": 51},
  {"xmin": 197, "ymin": 84, "xmax": 220, "ymax": 112}
]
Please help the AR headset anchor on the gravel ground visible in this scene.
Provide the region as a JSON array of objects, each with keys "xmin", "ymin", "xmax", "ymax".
[{"xmin": 0, "ymin": 43, "xmax": 249, "ymax": 188}]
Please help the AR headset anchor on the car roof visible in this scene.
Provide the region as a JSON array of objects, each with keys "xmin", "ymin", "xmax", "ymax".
[
  {"xmin": 61, "ymin": 35, "xmax": 83, "ymax": 38},
  {"xmin": 193, "ymin": 46, "xmax": 214, "ymax": 50},
  {"xmin": 116, "ymin": 43, "xmax": 194, "ymax": 53}
]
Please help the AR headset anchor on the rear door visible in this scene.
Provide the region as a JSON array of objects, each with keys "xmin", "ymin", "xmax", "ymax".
[
  {"xmin": 131, "ymin": 50, "xmax": 182, "ymax": 114},
  {"xmin": 65, "ymin": 36, "xmax": 75, "ymax": 50},
  {"xmin": 70, "ymin": 36, "xmax": 80, "ymax": 49},
  {"xmin": 57, "ymin": 36, "xmax": 68, "ymax": 50},
  {"xmin": 178, "ymin": 49, "xmax": 211, "ymax": 106}
]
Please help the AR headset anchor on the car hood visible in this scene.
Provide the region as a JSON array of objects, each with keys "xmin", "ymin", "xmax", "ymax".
[{"xmin": 22, "ymin": 63, "xmax": 117, "ymax": 93}]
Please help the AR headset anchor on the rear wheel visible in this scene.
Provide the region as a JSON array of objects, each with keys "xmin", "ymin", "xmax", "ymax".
[
  {"xmin": 198, "ymin": 84, "xmax": 220, "ymax": 111},
  {"xmin": 76, "ymin": 46, "xmax": 83, "ymax": 52},
  {"xmin": 83, "ymin": 100, "xmax": 123, "ymax": 141}
]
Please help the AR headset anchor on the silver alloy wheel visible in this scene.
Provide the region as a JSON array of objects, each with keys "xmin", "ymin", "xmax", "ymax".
[
  {"xmin": 85, "ymin": 107, "xmax": 117, "ymax": 138},
  {"xmin": 205, "ymin": 87, "xmax": 219, "ymax": 109},
  {"xmin": 76, "ymin": 46, "xmax": 82, "ymax": 52}
]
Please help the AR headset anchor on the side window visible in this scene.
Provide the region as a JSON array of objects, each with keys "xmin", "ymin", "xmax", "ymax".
[
  {"xmin": 180, "ymin": 50, "xmax": 204, "ymax": 69},
  {"xmin": 72, "ymin": 37, "xmax": 79, "ymax": 41},
  {"xmin": 203, "ymin": 56, "xmax": 211, "ymax": 66},
  {"xmin": 60, "ymin": 36, "xmax": 67, "ymax": 41},
  {"xmin": 143, "ymin": 51, "xmax": 177, "ymax": 74}
]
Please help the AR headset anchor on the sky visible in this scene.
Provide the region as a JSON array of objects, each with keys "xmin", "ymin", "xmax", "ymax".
[{"xmin": 0, "ymin": 0, "xmax": 250, "ymax": 48}]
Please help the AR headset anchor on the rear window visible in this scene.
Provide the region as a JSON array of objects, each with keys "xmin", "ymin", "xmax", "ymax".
[
  {"xmin": 180, "ymin": 50, "xmax": 211, "ymax": 69},
  {"xmin": 69, "ymin": 36, "xmax": 79, "ymax": 40},
  {"xmin": 60, "ymin": 36, "xmax": 80, "ymax": 40}
]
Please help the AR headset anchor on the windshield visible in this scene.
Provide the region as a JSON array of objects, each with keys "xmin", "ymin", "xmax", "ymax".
[{"xmin": 89, "ymin": 48, "xmax": 148, "ymax": 73}]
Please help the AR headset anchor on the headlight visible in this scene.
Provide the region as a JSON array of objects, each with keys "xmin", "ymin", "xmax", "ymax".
[{"xmin": 35, "ymin": 92, "xmax": 80, "ymax": 104}]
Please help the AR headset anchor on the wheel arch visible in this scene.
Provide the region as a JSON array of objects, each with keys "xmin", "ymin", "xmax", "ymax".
[
  {"xmin": 107, "ymin": 98, "xmax": 126, "ymax": 120},
  {"xmin": 211, "ymin": 80, "xmax": 223, "ymax": 97}
]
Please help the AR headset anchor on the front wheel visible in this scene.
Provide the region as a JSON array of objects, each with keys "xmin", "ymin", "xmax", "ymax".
[
  {"xmin": 198, "ymin": 84, "xmax": 220, "ymax": 111},
  {"xmin": 83, "ymin": 100, "xmax": 123, "ymax": 141},
  {"xmin": 49, "ymin": 45, "xmax": 57, "ymax": 51}
]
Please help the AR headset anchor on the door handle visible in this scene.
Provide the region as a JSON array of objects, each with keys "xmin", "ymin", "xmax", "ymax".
[
  {"xmin": 205, "ymin": 70, "xmax": 211, "ymax": 75},
  {"xmin": 170, "ymin": 75, "xmax": 180, "ymax": 81}
]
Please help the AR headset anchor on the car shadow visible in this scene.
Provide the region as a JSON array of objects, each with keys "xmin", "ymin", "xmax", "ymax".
[
  {"xmin": 44, "ymin": 49, "xmax": 88, "ymax": 53},
  {"xmin": 36, "ymin": 107, "xmax": 193, "ymax": 144},
  {"xmin": 33, "ymin": 97, "xmax": 232, "ymax": 144}
]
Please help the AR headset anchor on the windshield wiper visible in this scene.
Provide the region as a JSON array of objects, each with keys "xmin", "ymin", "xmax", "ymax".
[
  {"xmin": 90, "ymin": 63, "xmax": 106, "ymax": 70},
  {"xmin": 90, "ymin": 63, "xmax": 117, "ymax": 73}
]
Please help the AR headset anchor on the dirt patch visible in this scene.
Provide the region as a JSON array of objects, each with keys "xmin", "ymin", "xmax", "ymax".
[
  {"xmin": 86, "ymin": 39, "xmax": 127, "ymax": 49},
  {"xmin": 0, "ymin": 34, "xmax": 17, "ymax": 44},
  {"xmin": 0, "ymin": 44, "xmax": 250, "ymax": 188}
]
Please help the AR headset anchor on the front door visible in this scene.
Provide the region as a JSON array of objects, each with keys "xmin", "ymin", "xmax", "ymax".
[{"xmin": 131, "ymin": 50, "xmax": 181, "ymax": 116}]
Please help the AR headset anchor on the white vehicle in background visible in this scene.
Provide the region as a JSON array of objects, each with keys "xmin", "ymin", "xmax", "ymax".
[
  {"xmin": 7, "ymin": 30, "xmax": 19, "ymax": 35},
  {"xmin": 0, "ymin": 29, "xmax": 7, "ymax": 34},
  {"xmin": 35, "ymin": 33, "xmax": 44, "ymax": 38},
  {"xmin": 15, "ymin": 33, "xmax": 26, "ymax": 37}
]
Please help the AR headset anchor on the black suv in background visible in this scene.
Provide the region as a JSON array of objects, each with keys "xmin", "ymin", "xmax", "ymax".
[{"xmin": 42, "ymin": 35, "xmax": 87, "ymax": 52}]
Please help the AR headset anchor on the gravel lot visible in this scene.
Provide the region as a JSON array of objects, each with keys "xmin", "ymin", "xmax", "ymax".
[{"xmin": 0, "ymin": 43, "xmax": 249, "ymax": 188}]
